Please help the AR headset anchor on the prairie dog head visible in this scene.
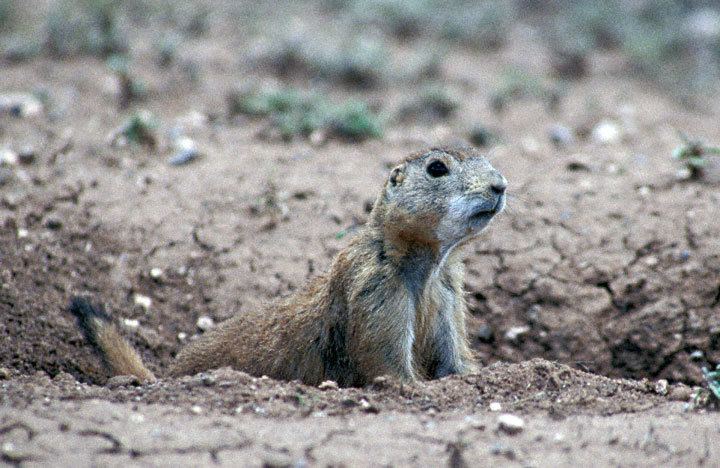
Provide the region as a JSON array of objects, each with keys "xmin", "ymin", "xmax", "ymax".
[{"xmin": 374, "ymin": 147, "xmax": 506, "ymax": 252}]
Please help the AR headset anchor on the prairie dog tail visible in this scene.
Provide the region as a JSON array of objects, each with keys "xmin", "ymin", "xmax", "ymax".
[{"xmin": 69, "ymin": 297, "xmax": 156, "ymax": 382}]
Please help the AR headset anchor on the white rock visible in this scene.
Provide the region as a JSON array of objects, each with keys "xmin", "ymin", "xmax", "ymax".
[
  {"xmin": 497, "ymin": 413, "xmax": 525, "ymax": 434},
  {"xmin": 150, "ymin": 267, "xmax": 163, "ymax": 279},
  {"xmin": 592, "ymin": 120, "xmax": 621, "ymax": 145},
  {"xmin": 489, "ymin": 402, "xmax": 502, "ymax": 412},
  {"xmin": 190, "ymin": 405, "xmax": 203, "ymax": 414},
  {"xmin": 133, "ymin": 293, "xmax": 152, "ymax": 311},
  {"xmin": 0, "ymin": 148, "xmax": 18, "ymax": 166},
  {"xmin": 196, "ymin": 315, "xmax": 215, "ymax": 331},
  {"xmin": 505, "ymin": 326, "xmax": 530, "ymax": 341},
  {"xmin": 318, "ymin": 380, "xmax": 339, "ymax": 391},
  {"xmin": 122, "ymin": 318, "xmax": 140, "ymax": 329},
  {"xmin": 177, "ymin": 332, "xmax": 188, "ymax": 341},
  {"xmin": 17, "ymin": 228, "xmax": 28, "ymax": 238},
  {"xmin": 654, "ymin": 379, "xmax": 669, "ymax": 396}
]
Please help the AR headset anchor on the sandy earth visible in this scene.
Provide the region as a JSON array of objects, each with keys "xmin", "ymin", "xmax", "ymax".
[{"xmin": 1, "ymin": 1, "xmax": 720, "ymax": 466}]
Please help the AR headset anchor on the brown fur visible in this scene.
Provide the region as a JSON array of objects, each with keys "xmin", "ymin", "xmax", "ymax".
[{"xmin": 72, "ymin": 146, "xmax": 506, "ymax": 386}]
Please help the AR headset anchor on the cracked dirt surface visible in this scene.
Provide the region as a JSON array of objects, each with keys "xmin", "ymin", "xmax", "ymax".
[{"xmin": 2, "ymin": 1, "xmax": 720, "ymax": 466}]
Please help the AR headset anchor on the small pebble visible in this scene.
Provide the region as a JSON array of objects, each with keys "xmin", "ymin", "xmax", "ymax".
[
  {"xmin": 489, "ymin": 402, "xmax": 502, "ymax": 412},
  {"xmin": 149, "ymin": 267, "xmax": 163, "ymax": 279},
  {"xmin": 505, "ymin": 326, "xmax": 530, "ymax": 342},
  {"xmin": 654, "ymin": 379, "xmax": 669, "ymax": 396},
  {"xmin": 168, "ymin": 136, "xmax": 199, "ymax": 166},
  {"xmin": 549, "ymin": 124, "xmax": 574, "ymax": 148},
  {"xmin": 592, "ymin": 120, "xmax": 621, "ymax": 145},
  {"xmin": 133, "ymin": 293, "xmax": 152, "ymax": 311},
  {"xmin": 177, "ymin": 332, "xmax": 188, "ymax": 341},
  {"xmin": 497, "ymin": 413, "xmax": 525, "ymax": 434},
  {"xmin": 689, "ymin": 350, "xmax": 704, "ymax": 360},
  {"xmin": 0, "ymin": 148, "xmax": 18, "ymax": 166},
  {"xmin": 489, "ymin": 442, "xmax": 515, "ymax": 459},
  {"xmin": 196, "ymin": 315, "xmax": 215, "ymax": 331},
  {"xmin": 190, "ymin": 405, "xmax": 203, "ymax": 414},
  {"xmin": 0, "ymin": 367, "xmax": 10, "ymax": 379},
  {"xmin": 637, "ymin": 186, "xmax": 651, "ymax": 197},
  {"xmin": 122, "ymin": 318, "xmax": 140, "ymax": 329},
  {"xmin": 318, "ymin": 380, "xmax": 339, "ymax": 391},
  {"xmin": 17, "ymin": 228, "xmax": 29, "ymax": 238}
]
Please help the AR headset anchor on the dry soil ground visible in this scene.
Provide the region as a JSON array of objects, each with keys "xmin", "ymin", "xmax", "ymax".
[{"xmin": 1, "ymin": 2, "xmax": 720, "ymax": 466}]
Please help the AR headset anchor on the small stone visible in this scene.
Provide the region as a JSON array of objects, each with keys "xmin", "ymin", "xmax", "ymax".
[
  {"xmin": 318, "ymin": 380, "xmax": 339, "ymax": 391},
  {"xmin": 0, "ymin": 148, "xmax": 19, "ymax": 166},
  {"xmin": 196, "ymin": 315, "xmax": 215, "ymax": 331},
  {"xmin": 199, "ymin": 373, "xmax": 216, "ymax": 386},
  {"xmin": 107, "ymin": 374, "xmax": 141, "ymax": 388},
  {"xmin": 497, "ymin": 413, "xmax": 525, "ymax": 434},
  {"xmin": 149, "ymin": 267, "xmax": 163, "ymax": 279},
  {"xmin": 489, "ymin": 402, "xmax": 502, "ymax": 412},
  {"xmin": 190, "ymin": 405, "xmax": 203, "ymax": 414},
  {"xmin": 654, "ymin": 379, "xmax": 669, "ymax": 396},
  {"xmin": 122, "ymin": 318, "xmax": 140, "ymax": 329},
  {"xmin": 0, "ymin": 367, "xmax": 10, "ymax": 379},
  {"xmin": 489, "ymin": 442, "xmax": 515, "ymax": 459},
  {"xmin": 505, "ymin": 326, "xmax": 530, "ymax": 342},
  {"xmin": 168, "ymin": 136, "xmax": 199, "ymax": 166},
  {"xmin": 17, "ymin": 228, "xmax": 29, "ymax": 238},
  {"xmin": 549, "ymin": 124, "xmax": 574, "ymax": 148},
  {"xmin": 637, "ymin": 186, "xmax": 651, "ymax": 197},
  {"xmin": 309, "ymin": 130, "xmax": 326, "ymax": 146},
  {"xmin": 1, "ymin": 441, "xmax": 29, "ymax": 464},
  {"xmin": 133, "ymin": 293, "xmax": 152, "ymax": 311},
  {"xmin": 689, "ymin": 350, "xmax": 705, "ymax": 360},
  {"xmin": 359, "ymin": 398, "xmax": 379, "ymax": 414},
  {"xmin": 592, "ymin": 120, "xmax": 621, "ymax": 145},
  {"xmin": 129, "ymin": 413, "xmax": 145, "ymax": 423},
  {"xmin": 177, "ymin": 332, "xmax": 188, "ymax": 341},
  {"xmin": 644, "ymin": 256, "xmax": 658, "ymax": 267}
]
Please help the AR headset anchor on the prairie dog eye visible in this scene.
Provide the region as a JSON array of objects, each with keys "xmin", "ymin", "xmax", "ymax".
[{"xmin": 426, "ymin": 160, "xmax": 449, "ymax": 177}]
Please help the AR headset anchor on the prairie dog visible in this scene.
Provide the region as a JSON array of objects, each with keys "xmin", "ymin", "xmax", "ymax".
[{"xmin": 71, "ymin": 146, "xmax": 507, "ymax": 386}]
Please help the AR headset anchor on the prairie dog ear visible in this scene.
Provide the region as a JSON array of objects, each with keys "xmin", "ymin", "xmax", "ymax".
[{"xmin": 389, "ymin": 165, "xmax": 405, "ymax": 187}]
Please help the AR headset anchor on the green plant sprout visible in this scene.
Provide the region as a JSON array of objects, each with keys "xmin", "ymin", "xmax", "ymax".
[
  {"xmin": 121, "ymin": 110, "xmax": 158, "ymax": 147},
  {"xmin": 672, "ymin": 132, "xmax": 720, "ymax": 180},
  {"xmin": 703, "ymin": 364, "xmax": 720, "ymax": 400}
]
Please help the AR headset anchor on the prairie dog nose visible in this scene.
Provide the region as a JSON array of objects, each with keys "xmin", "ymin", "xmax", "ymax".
[{"xmin": 490, "ymin": 172, "xmax": 507, "ymax": 195}]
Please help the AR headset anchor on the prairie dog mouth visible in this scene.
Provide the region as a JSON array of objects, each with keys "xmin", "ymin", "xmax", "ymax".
[{"xmin": 468, "ymin": 195, "xmax": 505, "ymax": 222}]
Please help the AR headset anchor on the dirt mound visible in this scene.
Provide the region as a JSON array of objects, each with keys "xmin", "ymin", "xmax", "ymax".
[
  {"xmin": 0, "ymin": 215, "xmax": 209, "ymax": 384},
  {"xmin": 1, "ymin": 359, "xmax": 686, "ymax": 419}
]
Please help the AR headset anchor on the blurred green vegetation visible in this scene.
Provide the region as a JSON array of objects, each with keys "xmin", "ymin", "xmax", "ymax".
[
  {"xmin": 227, "ymin": 87, "xmax": 383, "ymax": 142},
  {"xmin": 1, "ymin": 0, "xmax": 719, "ymax": 107}
]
